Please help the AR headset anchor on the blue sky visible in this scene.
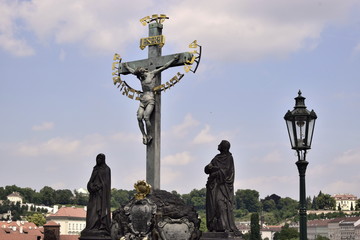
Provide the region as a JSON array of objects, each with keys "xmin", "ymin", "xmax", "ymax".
[{"xmin": 1, "ymin": 0, "xmax": 360, "ymax": 200}]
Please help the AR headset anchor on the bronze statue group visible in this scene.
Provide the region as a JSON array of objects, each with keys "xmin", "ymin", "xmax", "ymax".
[{"xmin": 80, "ymin": 140, "xmax": 241, "ymax": 239}]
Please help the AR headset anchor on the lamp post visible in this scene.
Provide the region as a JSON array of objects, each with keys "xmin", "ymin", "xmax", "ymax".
[{"xmin": 284, "ymin": 90, "xmax": 317, "ymax": 240}]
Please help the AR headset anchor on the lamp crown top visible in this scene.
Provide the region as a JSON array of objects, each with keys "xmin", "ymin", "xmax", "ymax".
[{"xmin": 294, "ymin": 89, "xmax": 306, "ymax": 108}]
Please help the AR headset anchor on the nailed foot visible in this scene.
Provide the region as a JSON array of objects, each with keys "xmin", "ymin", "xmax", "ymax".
[{"xmin": 142, "ymin": 135, "xmax": 153, "ymax": 145}]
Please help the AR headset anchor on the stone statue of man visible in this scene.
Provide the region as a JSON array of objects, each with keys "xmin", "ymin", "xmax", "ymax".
[
  {"xmin": 124, "ymin": 55, "xmax": 179, "ymax": 145},
  {"xmin": 204, "ymin": 140, "xmax": 240, "ymax": 235}
]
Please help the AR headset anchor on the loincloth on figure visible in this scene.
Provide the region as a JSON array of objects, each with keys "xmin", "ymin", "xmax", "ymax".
[{"xmin": 139, "ymin": 92, "xmax": 155, "ymax": 109}]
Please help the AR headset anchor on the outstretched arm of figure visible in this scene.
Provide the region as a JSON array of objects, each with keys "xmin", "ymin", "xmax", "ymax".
[
  {"xmin": 152, "ymin": 54, "xmax": 179, "ymax": 75},
  {"xmin": 124, "ymin": 63, "xmax": 136, "ymax": 74}
]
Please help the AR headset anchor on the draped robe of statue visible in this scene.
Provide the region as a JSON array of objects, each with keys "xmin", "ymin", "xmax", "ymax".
[
  {"xmin": 83, "ymin": 153, "xmax": 111, "ymax": 236},
  {"xmin": 204, "ymin": 140, "xmax": 238, "ymax": 233}
]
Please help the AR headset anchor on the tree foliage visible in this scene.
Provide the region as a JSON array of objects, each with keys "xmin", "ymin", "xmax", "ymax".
[
  {"xmin": 250, "ymin": 213, "xmax": 261, "ymax": 240},
  {"xmin": 273, "ymin": 224, "xmax": 299, "ymax": 240},
  {"xmin": 26, "ymin": 213, "xmax": 46, "ymax": 226},
  {"xmin": 235, "ymin": 189, "xmax": 261, "ymax": 212},
  {"xmin": 316, "ymin": 192, "xmax": 335, "ymax": 210}
]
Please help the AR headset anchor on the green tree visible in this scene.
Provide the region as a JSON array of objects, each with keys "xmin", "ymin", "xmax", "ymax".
[
  {"xmin": 316, "ymin": 193, "xmax": 335, "ymax": 210},
  {"xmin": 182, "ymin": 188, "xmax": 206, "ymax": 210},
  {"xmin": 262, "ymin": 199, "xmax": 276, "ymax": 212},
  {"xmin": 235, "ymin": 189, "xmax": 260, "ymax": 212},
  {"xmin": 73, "ymin": 190, "xmax": 89, "ymax": 206},
  {"xmin": 338, "ymin": 203, "xmax": 341, "ymax": 211},
  {"xmin": 4, "ymin": 185, "xmax": 22, "ymax": 196},
  {"xmin": 312, "ymin": 195, "xmax": 318, "ymax": 210},
  {"xmin": 306, "ymin": 196, "xmax": 312, "ymax": 210},
  {"xmin": 356, "ymin": 199, "xmax": 360, "ymax": 210},
  {"xmin": 276, "ymin": 197, "xmax": 298, "ymax": 220},
  {"xmin": 111, "ymin": 189, "xmax": 134, "ymax": 209},
  {"xmin": 39, "ymin": 186, "xmax": 56, "ymax": 206},
  {"xmin": 55, "ymin": 189, "xmax": 73, "ymax": 205},
  {"xmin": 250, "ymin": 213, "xmax": 261, "ymax": 240},
  {"xmin": 273, "ymin": 223, "xmax": 299, "ymax": 240},
  {"xmin": 242, "ymin": 232, "xmax": 250, "ymax": 240},
  {"xmin": 0, "ymin": 187, "xmax": 5, "ymax": 200},
  {"xmin": 27, "ymin": 213, "xmax": 46, "ymax": 226}
]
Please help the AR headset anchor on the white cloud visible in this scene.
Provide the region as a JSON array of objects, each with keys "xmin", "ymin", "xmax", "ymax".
[
  {"xmin": 32, "ymin": 121, "xmax": 54, "ymax": 131},
  {"xmin": 0, "ymin": 0, "xmax": 152, "ymax": 56},
  {"xmin": 323, "ymin": 179, "xmax": 360, "ymax": 196},
  {"xmin": 161, "ymin": 166, "xmax": 182, "ymax": 185},
  {"xmin": 16, "ymin": 137, "xmax": 81, "ymax": 157},
  {"xmin": 354, "ymin": 43, "xmax": 360, "ymax": 53},
  {"xmin": 162, "ymin": 151, "xmax": 193, "ymax": 166},
  {"xmin": 261, "ymin": 150, "xmax": 283, "ymax": 163},
  {"xmin": 0, "ymin": 1, "xmax": 35, "ymax": 56},
  {"xmin": 192, "ymin": 124, "xmax": 216, "ymax": 144},
  {"xmin": 235, "ymin": 175, "xmax": 298, "ymax": 198},
  {"xmin": 334, "ymin": 148, "xmax": 360, "ymax": 165},
  {"xmin": 1, "ymin": 0, "xmax": 357, "ymax": 59},
  {"xmin": 10, "ymin": 131, "xmax": 140, "ymax": 158},
  {"xmin": 170, "ymin": 113, "xmax": 199, "ymax": 138},
  {"xmin": 165, "ymin": 0, "xmax": 357, "ymax": 61}
]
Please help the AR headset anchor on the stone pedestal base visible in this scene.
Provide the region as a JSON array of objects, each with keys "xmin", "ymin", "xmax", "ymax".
[
  {"xmin": 201, "ymin": 232, "xmax": 243, "ymax": 240},
  {"xmin": 78, "ymin": 236, "xmax": 112, "ymax": 240},
  {"xmin": 79, "ymin": 229, "xmax": 112, "ymax": 240}
]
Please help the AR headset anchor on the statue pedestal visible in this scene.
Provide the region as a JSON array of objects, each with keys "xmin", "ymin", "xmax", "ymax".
[
  {"xmin": 78, "ymin": 236, "xmax": 112, "ymax": 240},
  {"xmin": 201, "ymin": 232, "xmax": 243, "ymax": 240},
  {"xmin": 79, "ymin": 229, "xmax": 112, "ymax": 240}
]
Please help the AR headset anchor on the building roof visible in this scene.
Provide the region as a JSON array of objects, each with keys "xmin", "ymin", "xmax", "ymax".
[
  {"xmin": 6, "ymin": 192, "xmax": 23, "ymax": 199},
  {"xmin": 0, "ymin": 227, "xmax": 43, "ymax": 240},
  {"xmin": 0, "ymin": 220, "xmax": 80, "ymax": 240},
  {"xmin": 44, "ymin": 221, "xmax": 60, "ymax": 226},
  {"xmin": 308, "ymin": 219, "xmax": 332, "ymax": 227},
  {"xmin": 0, "ymin": 234, "xmax": 42, "ymax": 240},
  {"xmin": 261, "ymin": 226, "xmax": 282, "ymax": 232},
  {"xmin": 61, "ymin": 235, "xmax": 81, "ymax": 240},
  {"xmin": 47, "ymin": 206, "xmax": 86, "ymax": 219},
  {"xmin": 333, "ymin": 194, "xmax": 358, "ymax": 200},
  {"xmin": 1, "ymin": 221, "xmax": 38, "ymax": 229},
  {"xmin": 328, "ymin": 217, "xmax": 360, "ymax": 224}
]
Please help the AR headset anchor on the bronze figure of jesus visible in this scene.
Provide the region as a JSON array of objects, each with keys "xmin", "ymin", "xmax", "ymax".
[{"xmin": 124, "ymin": 55, "xmax": 179, "ymax": 145}]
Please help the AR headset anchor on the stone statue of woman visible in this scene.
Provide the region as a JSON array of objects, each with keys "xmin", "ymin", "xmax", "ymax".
[{"xmin": 80, "ymin": 153, "xmax": 111, "ymax": 239}]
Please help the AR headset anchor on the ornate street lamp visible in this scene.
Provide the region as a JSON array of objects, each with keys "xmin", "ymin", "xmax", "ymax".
[{"xmin": 284, "ymin": 90, "xmax": 317, "ymax": 240}]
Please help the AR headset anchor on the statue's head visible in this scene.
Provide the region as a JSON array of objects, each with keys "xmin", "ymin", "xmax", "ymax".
[
  {"xmin": 134, "ymin": 67, "xmax": 146, "ymax": 77},
  {"xmin": 218, "ymin": 140, "xmax": 230, "ymax": 153},
  {"xmin": 96, "ymin": 153, "xmax": 106, "ymax": 165}
]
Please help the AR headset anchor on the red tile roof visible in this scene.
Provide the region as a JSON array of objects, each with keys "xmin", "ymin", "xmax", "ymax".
[
  {"xmin": 1, "ymin": 221, "xmax": 37, "ymax": 228},
  {"xmin": 44, "ymin": 221, "xmax": 60, "ymax": 226},
  {"xmin": 61, "ymin": 235, "xmax": 81, "ymax": 240},
  {"xmin": 328, "ymin": 217, "xmax": 360, "ymax": 223},
  {"xmin": 0, "ymin": 235, "xmax": 41, "ymax": 240},
  {"xmin": 308, "ymin": 219, "xmax": 331, "ymax": 227},
  {"xmin": 48, "ymin": 206, "xmax": 86, "ymax": 219},
  {"xmin": 333, "ymin": 194, "xmax": 357, "ymax": 200}
]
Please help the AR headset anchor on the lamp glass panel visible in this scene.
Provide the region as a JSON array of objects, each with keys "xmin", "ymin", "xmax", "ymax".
[
  {"xmin": 306, "ymin": 118, "xmax": 316, "ymax": 147},
  {"xmin": 286, "ymin": 120, "xmax": 295, "ymax": 148}
]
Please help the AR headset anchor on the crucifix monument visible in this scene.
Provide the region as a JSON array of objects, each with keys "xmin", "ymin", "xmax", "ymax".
[{"xmin": 112, "ymin": 14, "xmax": 201, "ymax": 190}]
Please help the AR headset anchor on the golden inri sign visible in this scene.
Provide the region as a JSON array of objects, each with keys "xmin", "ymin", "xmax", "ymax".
[{"xmin": 140, "ymin": 35, "xmax": 165, "ymax": 50}]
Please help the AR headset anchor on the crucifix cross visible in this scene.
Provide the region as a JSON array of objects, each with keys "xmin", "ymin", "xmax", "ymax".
[{"xmin": 115, "ymin": 15, "xmax": 197, "ymax": 190}]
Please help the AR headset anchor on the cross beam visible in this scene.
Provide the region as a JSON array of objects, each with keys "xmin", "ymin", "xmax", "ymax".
[{"xmin": 118, "ymin": 52, "xmax": 193, "ymax": 75}]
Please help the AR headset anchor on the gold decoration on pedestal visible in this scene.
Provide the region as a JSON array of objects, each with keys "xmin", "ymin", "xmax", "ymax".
[{"xmin": 134, "ymin": 180, "xmax": 152, "ymax": 200}]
